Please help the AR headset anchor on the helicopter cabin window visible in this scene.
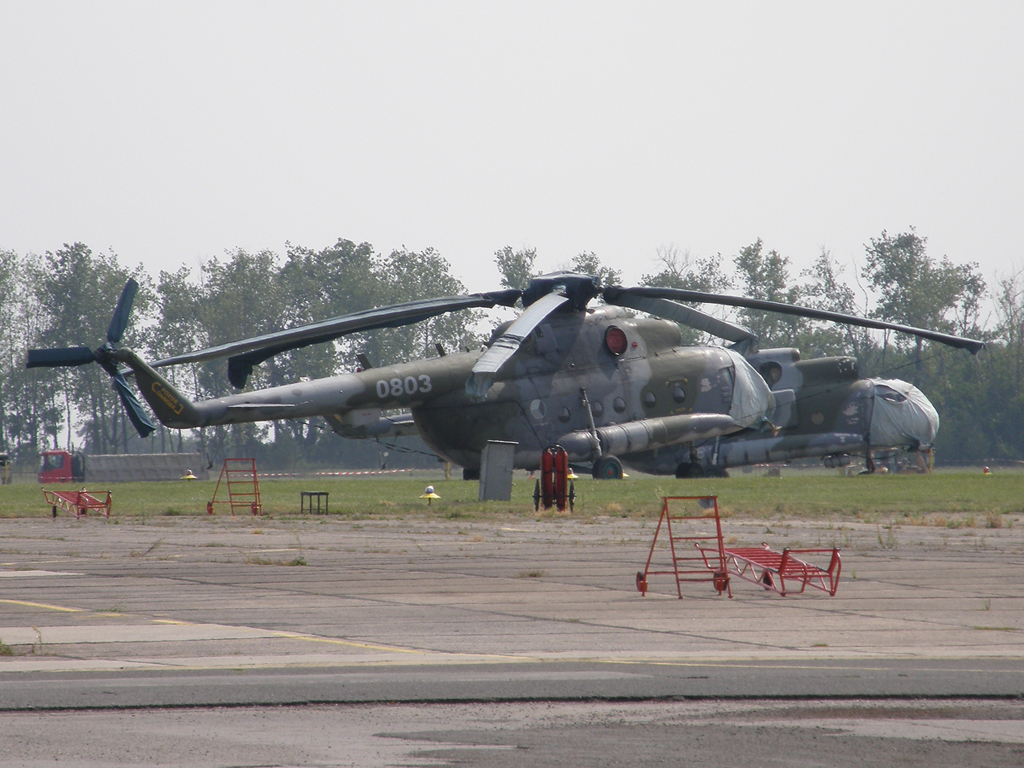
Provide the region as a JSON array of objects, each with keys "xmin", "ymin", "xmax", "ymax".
[
  {"xmin": 758, "ymin": 362, "xmax": 783, "ymax": 387},
  {"xmin": 613, "ymin": 397, "xmax": 626, "ymax": 414},
  {"xmin": 558, "ymin": 407, "xmax": 571, "ymax": 423},
  {"xmin": 672, "ymin": 384, "xmax": 686, "ymax": 403},
  {"xmin": 605, "ymin": 326, "xmax": 628, "ymax": 355},
  {"xmin": 591, "ymin": 400, "xmax": 604, "ymax": 418},
  {"xmin": 643, "ymin": 392, "xmax": 657, "ymax": 408}
]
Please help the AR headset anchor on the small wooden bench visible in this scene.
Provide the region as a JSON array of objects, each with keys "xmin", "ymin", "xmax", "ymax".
[
  {"xmin": 699, "ymin": 542, "xmax": 841, "ymax": 597},
  {"xmin": 43, "ymin": 489, "xmax": 112, "ymax": 519}
]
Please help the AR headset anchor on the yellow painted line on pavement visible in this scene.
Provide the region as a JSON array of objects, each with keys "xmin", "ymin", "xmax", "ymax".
[
  {"xmin": 267, "ymin": 630, "xmax": 427, "ymax": 654},
  {"xmin": 0, "ymin": 599, "xmax": 83, "ymax": 613},
  {"xmin": 158, "ymin": 620, "xmax": 438, "ymax": 657},
  {"xmin": 0, "ymin": 609, "xmax": 523, "ymax": 663},
  {"xmin": 267, "ymin": 630, "xmax": 526, "ymax": 661}
]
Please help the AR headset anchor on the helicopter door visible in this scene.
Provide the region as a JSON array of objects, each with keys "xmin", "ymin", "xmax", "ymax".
[{"xmin": 771, "ymin": 389, "xmax": 798, "ymax": 428}]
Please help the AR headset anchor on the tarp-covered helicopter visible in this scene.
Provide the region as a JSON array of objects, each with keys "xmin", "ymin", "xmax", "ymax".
[
  {"xmin": 27, "ymin": 272, "xmax": 983, "ymax": 479},
  {"xmin": 633, "ymin": 349, "xmax": 943, "ymax": 477}
]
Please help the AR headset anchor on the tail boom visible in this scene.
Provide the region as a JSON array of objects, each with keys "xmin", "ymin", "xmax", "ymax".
[{"xmin": 113, "ymin": 349, "xmax": 204, "ymax": 429}]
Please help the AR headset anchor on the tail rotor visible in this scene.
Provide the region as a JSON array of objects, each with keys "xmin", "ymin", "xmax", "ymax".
[{"xmin": 26, "ymin": 279, "xmax": 157, "ymax": 437}]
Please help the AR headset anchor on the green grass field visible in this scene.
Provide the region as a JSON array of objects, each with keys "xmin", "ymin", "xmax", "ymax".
[{"xmin": 3, "ymin": 467, "xmax": 1022, "ymax": 525}]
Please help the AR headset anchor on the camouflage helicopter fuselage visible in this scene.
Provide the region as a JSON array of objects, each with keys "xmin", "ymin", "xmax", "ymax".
[
  {"xmin": 118, "ymin": 305, "xmax": 774, "ymax": 473},
  {"xmin": 410, "ymin": 306, "xmax": 770, "ymax": 470}
]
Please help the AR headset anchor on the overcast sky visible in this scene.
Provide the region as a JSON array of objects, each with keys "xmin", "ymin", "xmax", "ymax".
[{"xmin": 2, "ymin": 1, "xmax": 1022, "ymax": 297}]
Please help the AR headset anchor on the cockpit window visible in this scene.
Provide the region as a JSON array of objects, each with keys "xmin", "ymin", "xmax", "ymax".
[
  {"xmin": 875, "ymin": 385, "xmax": 908, "ymax": 403},
  {"xmin": 720, "ymin": 366, "xmax": 734, "ymax": 404}
]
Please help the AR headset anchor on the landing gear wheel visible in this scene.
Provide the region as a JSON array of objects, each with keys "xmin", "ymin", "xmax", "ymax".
[
  {"xmin": 675, "ymin": 463, "xmax": 704, "ymax": 479},
  {"xmin": 592, "ymin": 455, "xmax": 623, "ymax": 480}
]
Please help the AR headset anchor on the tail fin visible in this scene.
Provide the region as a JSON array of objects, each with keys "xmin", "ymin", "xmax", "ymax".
[{"xmin": 112, "ymin": 349, "xmax": 203, "ymax": 429}]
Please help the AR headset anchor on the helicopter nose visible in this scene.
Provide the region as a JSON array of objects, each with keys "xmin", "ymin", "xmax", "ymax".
[
  {"xmin": 725, "ymin": 349, "xmax": 775, "ymax": 429},
  {"xmin": 868, "ymin": 379, "xmax": 939, "ymax": 449}
]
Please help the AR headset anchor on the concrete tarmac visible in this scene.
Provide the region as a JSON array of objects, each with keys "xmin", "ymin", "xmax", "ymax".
[{"xmin": 1, "ymin": 511, "xmax": 1022, "ymax": 765}]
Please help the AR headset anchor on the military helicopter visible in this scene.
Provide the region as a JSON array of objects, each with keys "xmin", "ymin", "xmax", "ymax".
[
  {"xmin": 631, "ymin": 348, "xmax": 942, "ymax": 477},
  {"xmin": 27, "ymin": 272, "xmax": 983, "ymax": 479}
]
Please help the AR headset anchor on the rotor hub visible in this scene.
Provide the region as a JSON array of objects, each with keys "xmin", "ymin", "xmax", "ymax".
[{"xmin": 522, "ymin": 272, "xmax": 601, "ymax": 312}]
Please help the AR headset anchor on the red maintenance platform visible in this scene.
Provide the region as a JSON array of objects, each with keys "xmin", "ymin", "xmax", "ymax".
[
  {"xmin": 637, "ymin": 496, "xmax": 842, "ymax": 598},
  {"xmin": 43, "ymin": 488, "xmax": 112, "ymax": 519},
  {"xmin": 207, "ymin": 458, "xmax": 262, "ymax": 516}
]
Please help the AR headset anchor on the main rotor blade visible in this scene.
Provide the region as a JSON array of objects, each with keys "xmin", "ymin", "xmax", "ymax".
[
  {"xmin": 604, "ymin": 292, "xmax": 756, "ymax": 345},
  {"xmin": 466, "ymin": 290, "xmax": 569, "ymax": 400},
  {"xmin": 111, "ymin": 372, "xmax": 157, "ymax": 437},
  {"xmin": 606, "ymin": 286, "xmax": 986, "ymax": 355},
  {"xmin": 151, "ymin": 290, "xmax": 522, "ymax": 376},
  {"xmin": 107, "ymin": 278, "xmax": 139, "ymax": 343},
  {"xmin": 26, "ymin": 347, "xmax": 96, "ymax": 368}
]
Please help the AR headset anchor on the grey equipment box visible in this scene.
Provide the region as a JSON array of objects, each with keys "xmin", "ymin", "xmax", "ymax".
[{"xmin": 479, "ymin": 440, "xmax": 517, "ymax": 501}]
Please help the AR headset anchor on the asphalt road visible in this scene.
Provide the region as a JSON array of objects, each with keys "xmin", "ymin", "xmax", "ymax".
[
  {"xmin": 1, "ymin": 511, "xmax": 1022, "ymax": 765},
  {"xmin": 3, "ymin": 658, "xmax": 1024, "ymax": 709}
]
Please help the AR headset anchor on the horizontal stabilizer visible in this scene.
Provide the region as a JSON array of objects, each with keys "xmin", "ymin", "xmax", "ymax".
[{"xmin": 328, "ymin": 410, "xmax": 418, "ymax": 439}]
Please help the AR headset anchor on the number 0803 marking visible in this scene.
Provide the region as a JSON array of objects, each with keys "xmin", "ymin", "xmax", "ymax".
[{"xmin": 376, "ymin": 375, "xmax": 432, "ymax": 399}]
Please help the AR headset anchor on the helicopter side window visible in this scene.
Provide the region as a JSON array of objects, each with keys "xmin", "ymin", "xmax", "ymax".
[
  {"xmin": 643, "ymin": 392, "xmax": 656, "ymax": 409},
  {"xmin": 613, "ymin": 397, "xmax": 626, "ymax": 414},
  {"xmin": 758, "ymin": 362, "xmax": 783, "ymax": 388},
  {"xmin": 558, "ymin": 407, "xmax": 571, "ymax": 423},
  {"xmin": 672, "ymin": 384, "xmax": 686, "ymax": 403},
  {"xmin": 591, "ymin": 401, "xmax": 604, "ymax": 418}
]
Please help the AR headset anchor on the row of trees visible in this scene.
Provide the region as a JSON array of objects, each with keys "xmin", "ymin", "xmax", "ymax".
[{"xmin": 1, "ymin": 230, "xmax": 1020, "ymax": 472}]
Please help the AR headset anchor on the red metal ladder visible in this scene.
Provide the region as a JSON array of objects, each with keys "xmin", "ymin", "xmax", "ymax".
[
  {"xmin": 207, "ymin": 458, "xmax": 262, "ymax": 516},
  {"xmin": 637, "ymin": 496, "xmax": 731, "ymax": 598}
]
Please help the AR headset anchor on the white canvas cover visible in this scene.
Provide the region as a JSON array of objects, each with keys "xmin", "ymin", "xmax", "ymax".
[
  {"xmin": 868, "ymin": 378, "xmax": 939, "ymax": 448},
  {"xmin": 725, "ymin": 348, "xmax": 776, "ymax": 430}
]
